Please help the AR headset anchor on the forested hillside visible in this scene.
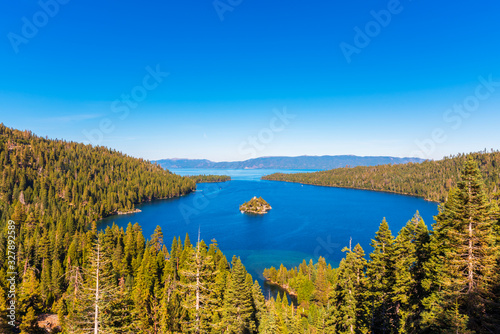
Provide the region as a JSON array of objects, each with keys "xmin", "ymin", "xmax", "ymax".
[
  {"xmin": 0, "ymin": 124, "xmax": 193, "ymax": 331},
  {"xmin": 0, "ymin": 124, "xmax": 195, "ymax": 224},
  {"xmin": 1, "ymin": 221, "xmax": 269, "ymax": 333},
  {"xmin": 263, "ymin": 158, "xmax": 500, "ymax": 333},
  {"xmin": 263, "ymin": 150, "xmax": 500, "ymax": 202}
]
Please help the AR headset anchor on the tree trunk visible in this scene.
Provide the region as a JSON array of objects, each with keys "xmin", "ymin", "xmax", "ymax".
[{"xmin": 467, "ymin": 184, "xmax": 474, "ymax": 293}]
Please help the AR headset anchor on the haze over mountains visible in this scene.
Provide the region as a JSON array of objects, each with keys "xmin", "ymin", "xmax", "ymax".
[{"xmin": 155, "ymin": 155, "xmax": 425, "ymax": 170}]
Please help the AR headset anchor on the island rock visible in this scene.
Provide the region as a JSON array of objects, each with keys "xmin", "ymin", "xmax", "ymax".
[{"xmin": 240, "ymin": 196, "xmax": 272, "ymax": 214}]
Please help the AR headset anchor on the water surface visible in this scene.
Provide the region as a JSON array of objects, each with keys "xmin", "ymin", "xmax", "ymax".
[{"xmin": 100, "ymin": 169, "xmax": 438, "ymax": 297}]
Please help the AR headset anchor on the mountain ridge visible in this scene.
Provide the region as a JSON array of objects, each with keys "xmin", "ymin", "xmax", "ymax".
[{"xmin": 154, "ymin": 155, "xmax": 425, "ymax": 170}]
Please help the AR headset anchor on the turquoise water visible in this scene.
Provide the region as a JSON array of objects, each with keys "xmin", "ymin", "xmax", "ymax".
[{"xmin": 99, "ymin": 169, "xmax": 438, "ymax": 297}]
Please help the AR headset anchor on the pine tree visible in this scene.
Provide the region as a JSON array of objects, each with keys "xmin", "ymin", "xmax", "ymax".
[
  {"xmin": 391, "ymin": 212, "xmax": 430, "ymax": 333},
  {"xmin": 365, "ymin": 218, "xmax": 395, "ymax": 333},
  {"xmin": 103, "ymin": 277, "xmax": 135, "ymax": 334},
  {"xmin": 51, "ymin": 257, "xmax": 64, "ymax": 301},
  {"xmin": 296, "ymin": 273, "xmax": 314, "ymax": 307},
  {"xmin": 422, "ymin": 157, "xmax": 499, "ymax": 332},
  {"xmin": 274, "ymin": 292, "xmax": 287, "ymax": 334},
  {"xmin": 65, "ymin": 234, "xmax": 126, "ymax": 334},
  {"xmin": 221, "ymin": 256, "xmax": 257, "ymax": 333},
  {"xmin": 0, "ymin": 286, "xmax": 11, "ymax": 331},
  {"xmin": 327, "ymin": 242, "xmax": 367, "ymax": 334},
  {"xmin": 210, "ymin": 255, "xmax": 230, "ymax": 333},
  {"xmin": 314, "ymin": 257, "xmax": 330, "ymax": 307},
  {"xmin": 132, "ymin": 239, "xmax": 162, "ymax": 333},
  {"xmin": 20, "ymin": 306, "xmax": 42, "ymax": 334},
  {"xmin": 179, "ymin": 233, "xmax": 218, "ymax": 333},
  {"xmin": 252, "ymin": 280, "xmax": 266, "ymax": 331},
  {"xmin": 259, "ymin": 298, "xmax": 279, "ymax": 334},
  {"xmin": 18, "ymin": 269, "xmax": 42, "ymax": 316}
]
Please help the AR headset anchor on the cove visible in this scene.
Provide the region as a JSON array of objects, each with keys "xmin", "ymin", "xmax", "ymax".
[{"xmin": 99, "ymin": 169, "xmax": 439, "ymax": 298}]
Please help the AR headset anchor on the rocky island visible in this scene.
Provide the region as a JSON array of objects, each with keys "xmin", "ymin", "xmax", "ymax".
[{"xmin": 240, "ymin": 196, "xmax": 272, "ymax": 214}]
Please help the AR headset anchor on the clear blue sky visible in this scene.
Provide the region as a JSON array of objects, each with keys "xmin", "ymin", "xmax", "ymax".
[{"xmin": 1, "ymin": 0, "xmax": 500, "ymax": 161}]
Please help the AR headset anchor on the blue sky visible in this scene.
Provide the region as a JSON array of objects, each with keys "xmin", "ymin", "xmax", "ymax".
[{"xmin": 1, "ymin": 0, "xmax": 500, "ymax": 161}]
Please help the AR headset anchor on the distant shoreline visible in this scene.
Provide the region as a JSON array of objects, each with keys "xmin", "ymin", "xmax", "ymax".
[
  {"xmin": 262, "ymin": 179, "xmax": 441, "ymax": 204},
  {"xmin": 155, "ymin": 155, "xmax": 425, "ymax": 170}
]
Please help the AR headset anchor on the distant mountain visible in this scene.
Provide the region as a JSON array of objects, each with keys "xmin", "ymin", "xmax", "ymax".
[{"xmin": 154, "ymin": 155, "xmax": 425, "ymax": 170}]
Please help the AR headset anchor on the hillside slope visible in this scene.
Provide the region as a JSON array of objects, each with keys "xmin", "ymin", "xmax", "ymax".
[
  {"xmin": 0, "ymin": 123, "xmax": 195, "ymax": 227},
  {"xmin": 0, "ymin": 124, "xmax": 196, "ymax": 330},
  {"xmin": 263, "ymin": 151, "xmax": 500, "ymax": 202}
]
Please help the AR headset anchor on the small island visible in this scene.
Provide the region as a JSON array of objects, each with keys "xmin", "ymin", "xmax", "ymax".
[{"xmin": 240, "ymin": 196, "xmax": 272, "ymax": 214}]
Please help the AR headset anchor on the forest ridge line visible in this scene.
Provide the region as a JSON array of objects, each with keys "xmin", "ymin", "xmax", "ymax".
[{"xmin": 263, "ymin": 150, "xmax": 500, "ymax": 203}]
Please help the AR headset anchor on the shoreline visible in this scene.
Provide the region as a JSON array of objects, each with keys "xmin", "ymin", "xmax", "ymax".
[
  {"xmin": 261, "ymin": 178, "xmax": 442, "ymax": 204},
  {"xmin": 115, "ymin": 208, "xmax": 142, "ymax": 215},
  {"xmin": 264, "ymin": 279, "xmax": 298, "ymax": 298},
  {"xmin": 98, "ymin": 189, "xmax": 196, "ymax": 222}
]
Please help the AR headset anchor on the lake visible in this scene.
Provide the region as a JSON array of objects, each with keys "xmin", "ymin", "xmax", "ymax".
[{"xmin": 99, "ymin": 169, "xmax": 439, "ymax": 298}]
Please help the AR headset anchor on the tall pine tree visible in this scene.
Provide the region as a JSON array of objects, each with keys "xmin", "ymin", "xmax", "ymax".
[
  {"xmin": 422, "ymin": 157, "xmax": 499, "ymax": 333},
  {"xmin": 391, "ymin": 212, "xmax": 430, "ymax": 333},
  {"xmin": 221, "ymin": 256, "xmax": 257, "ymax": 333},
  {"xmin": 327, "ymin": 242, "xmax": 367, "ymax": 334},
  {"xmin": 365, "ymin": 218, "xmax": 395, "ymax": 333}
]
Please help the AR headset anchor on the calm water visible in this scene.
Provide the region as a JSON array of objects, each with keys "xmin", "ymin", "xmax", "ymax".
[{"xmin": 99, "ymin": 169, "xmax": 438, "ymax": 297}]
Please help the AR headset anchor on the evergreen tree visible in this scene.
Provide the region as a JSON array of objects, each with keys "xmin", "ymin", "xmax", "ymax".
[
  {"xmin": 18, "ymin": 269, "xmax": 42, "ymax": 317},
  {"xmin": 252, "ymin": 280, "xmax": 266, "ymax": 331},
  {"xmin": 210, "ymin": 255, "xmax": 230, "ymax": 333},
  {"xmin": 104, "ymin": 277, "xmax": 135, "ymax": 334},
  {"xmin": 327, "ymin": 243, "xmax": 367, "ymax": 334},
  {"xmin": 0, "ymin": 285, "xmax": 11, "ymax": 331},
  {"xmin": 391, "ymin": 212, "xmax": 430, "ymax": 333},
  {"xmin": 222, "ymin": 256, "xmax": 257, "ymax": 333},
  {"xmin": 65, "ymin": 234, "xmax": 128, "ymax": 334},
  {"xmin": 20, "ymin": 306, "xmax": 42, "ymax": 334},
  {"xmin": 179, "ymin": 234, "xmax": 218, "ymax": 333},
  {"xmin": 314, "ymin": 257, "xmax": 330, "ymax": 306},
  {"xmin": 422, "ymin": 157, "xmax": 499, "ymax": 333},
  {"xmin": 259, "ymin": 298, "xmax": 279, "ymax": 334},
  {"xmin": 365, "ymin": 219, "xmax": 395, "ymax": 333},
  {"xmin": 132, "ymin": 239, "xmax": 162, "ymax": 333}
]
